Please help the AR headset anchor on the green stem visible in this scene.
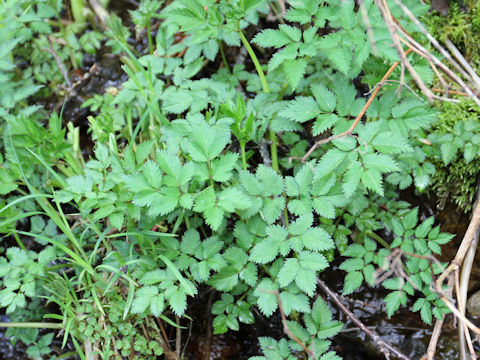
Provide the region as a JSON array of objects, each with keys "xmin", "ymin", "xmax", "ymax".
[
  {"xmin": 12, "ymin": 232, "xmax": 26, "ymax": 251},
  {"xmin": 147, "ymin": 18, "xmax": 154, "ymax": 55},
  {"xmin": 70, "ymin": 0, "xmax": 86, "ymax": 25},
  {"xmin": 366, "ymin": 230, "xmax": 391, "ymax": 250},
  {"xmin": 239, "ymin": 30, "xmax": 269, "ymax": 94},
  {"xmin": 57, "ymin": 351, "xmax": 79, "ymax": 359},
  {"xmin": 269, "ymin": 128, "xmax": 279, "ymax": 172},
  {"xmin": 268, "ymin": 1, "xmax": 286, "ymax": 24},
  {"xmin": 240, "ymin": 142, "xmax": 247, "ymax": 170},
  {"xmin": 238, "ymin": 30, "xmax": 279, "ymax": 172},
  {"xmin": 283, "ymin": 200, "xmax": 289, "ymax": 227},
  {"xmin": 0, "ymin": 322, "xmax": 63, "ymax": 329},
  {"xmin": 207, "ymin": 160, "xmax": 214, "ymax": 187},
  {"xmin": 219, "ymin": 41, "xmax": 230, "ymax": 73}
]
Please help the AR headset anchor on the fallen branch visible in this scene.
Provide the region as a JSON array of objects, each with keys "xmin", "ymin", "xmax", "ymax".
[
  {"xmin": 317, "ymin": 278, "xmax": 411, "ymax": 360},
  {"xmin": 426, "ymin": 316, "xmax": 444, "ymax": 360},
  {"xmin": 445, "ymin": 39, "xmax": 480, "ymax": 94},
  {"xmin": 376, "ymin": 0, "xmax": 435, "ymax": 103},
  {"xmin": 394, "ymin": 25, "xmax": 480, "ymax": 106},
  {"xmin": 458, "ymin": 185, "xmax": 480, "ymax": 360}
]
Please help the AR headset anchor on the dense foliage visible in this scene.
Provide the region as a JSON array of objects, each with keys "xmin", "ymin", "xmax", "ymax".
[{"xmin": 0, "ymin": 0, "xmax": 478, "ymax": 359}]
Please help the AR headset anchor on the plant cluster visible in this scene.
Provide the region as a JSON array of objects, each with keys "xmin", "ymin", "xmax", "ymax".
[{"xmin": 0, "ymin": 0, "xmax": 477, "ymax": 359}]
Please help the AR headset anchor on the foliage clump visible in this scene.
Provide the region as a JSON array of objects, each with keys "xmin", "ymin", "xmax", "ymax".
[{"xmin": 0, "ymin": 0, "xmax": 476, "ymax": 359}]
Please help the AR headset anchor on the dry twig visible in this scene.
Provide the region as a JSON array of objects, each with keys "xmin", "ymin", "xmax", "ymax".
[
  {"xmin": 292, "ymin": 49, "xmax": 411, "ymax": 163},
  {"xmin": 317, "ymin": 278, "xmax": 411, "ymax": 360}
]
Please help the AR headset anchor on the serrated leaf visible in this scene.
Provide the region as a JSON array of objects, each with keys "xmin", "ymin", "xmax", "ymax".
[
  {"xmin": 403, "ymin": 208, "xmax": 418, "ymax": 230},
  {"xmin": 204, "ymin": 206, "xmax": 225, "ymax": 230},
  {"xmin": 279, "ymin": 24, "xmax": 302, "ymax": 42},
  {"xmin": 312, "ymin": 113, "xmax": 339, "ymax": 135},
  {"xmin": 254, "ymin": 279, "xmax": 278, "ymax": 316},
  {"xmin": 295, "ymin": 268, "xmax": 317, "ymax": 296},
  {"xmin": 278, "ymin": 258, "xmax": 300, "ymax": 287},
  {"xmin": 362, "ymin": 153, "xmax": 399, "ymax": 173},
  {"xmin": 279, "ymin": 96, "xmax": 320, "ymax": 123},
  {"xmin": 371, "ymin": 132, "xmax": 413, "ymax": 154},
  {"xmin": 168, "ymin": 288, "xmax": 187, "ymax": 316},
  {"xmin": 315, "ymin": 149, "xmax": 347, "ymax": 179},
  {"xmin": 149, "ymin": 187, "xmax": 180, "ymax": 216},
  {"xmin": 194, "ymin": 187, "xmax": 216, "ymax": 212},
  {"xmin": 311, "ymin": 83, "xmax": 336, "ymax": 112},
  {"xmin": 262, "ymin": 197, "xmax": 285, "ymax": 224},
  {"xmin": 361, "ymin": 169, "xmax": 383, "ymax": 196},
  {"xmin": 342, "ymin": 160, "xmax": 362, "ymax": 197},
  {"xmin": 150, "ymin": 294, "xmax": 165, "ymax": 316},
  {"xmin": 342, "ymin": 270, "xmax": 363, "ymax": 295},
  {"xmin": 208, "ymin": 268, "xmax": 239, "ymax": 291},
  {"xmin": 313, "ymin": 198, "xmax": 335, "ymax": 219},
  {"xmin": 328, "ymin": 48, "xmax": 351, "ymax": 75},
  {"xmin": 211, "ymin": 152, "xmax": 238, "ymax": 182},
  {"xmin": 131, "ymin": 286, "xmax": 157, "ymax": 314},
  {"xmin": 253, "ymin": 29, "xmax": 291, "ymax": 48},
  {"xmin": 283, "ymin": 58, "xmax": 307, "ymax": 91},
  {"xmin": 385, "ymin": 290, "xmax": 405, "ymax": 317},
  {"xmin": 218, "ymin": 186, "xmax": 252, "ymax": 211},
  {"xmin": 301, "ymin": 227, "xmax": 334, "ymax": 251},
  {"xmin": 289, "ymin": 212, "xmax": 313, "ymax": 234}
]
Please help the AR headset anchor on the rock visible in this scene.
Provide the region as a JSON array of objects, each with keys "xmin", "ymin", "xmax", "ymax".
[
  {"xmin": 467, "ymin": 290, "xmax": 480, "ymax": 317},
  {"xmin": 431, "ymin": 0, "xmax": 450, "ymax": 15}
]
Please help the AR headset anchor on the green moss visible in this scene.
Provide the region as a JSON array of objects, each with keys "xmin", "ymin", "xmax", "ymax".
[
  {"xmin": 429, "ymin": 98, "xmax": 480, "ymax": 212},
  {"xmin": 425, "ymin": 1, "xmax": 480, "ymax": 68},
  {"xmin": 422, "ymin": 1, "xmax": 480, "ymax": 212}
]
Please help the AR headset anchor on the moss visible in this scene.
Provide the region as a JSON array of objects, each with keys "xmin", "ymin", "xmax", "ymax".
[
  {"xmin": 422, "ymin": 2, "xmax": 480, "ymax": 212},
  {"xmin": 425, "ymin": 1, "xmax": 480, "ymax": 68},
  {"xmin": 429, "ymin": 98, "xmax": 480, "ymax": 212}
]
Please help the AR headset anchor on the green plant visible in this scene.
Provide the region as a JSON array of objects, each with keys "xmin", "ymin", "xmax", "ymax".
[{"xmin": 0, "ymin": 0, "xmax": 476, "ymax": 359}]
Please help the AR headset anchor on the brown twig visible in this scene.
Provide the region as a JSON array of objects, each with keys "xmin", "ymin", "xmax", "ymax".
[
  {"xmin": 432, "ymin": 88, "xmax": 468, "ymax": 96},
  {"xmin": 394, "ymin": 28, "xmax": 478, "ymax": 104},
  {"xmin": 89, "ymin": 0, "xmax": 109, "ymax": 28},
  {"xmin": 437, "ymin": 187, "xmax": 480, "ymax": 289},
  {"xmin": 317, "ymin": 278, "xmax": 411, "ymax": 360},
  {"xmin": 175, "ymin": 316, "xmax": 181, "ymax": 359},
  {"xmin": 359, "ymin": 0, "xmax": 378, "ymax": 55},
  {"xmin": 391, "ymin": 0, "xmax": 473, "ymax": 83},
  {"xmin": 292, "ymin": 49, "xmax": 411, "ymax": 163},
  {"xmin": 445, "ymin": 39, "xmax": 480, "ymax": 93},
  {"xmin": 46, "ymin": 38, "xmax": 71, "ymax": 87},
  {"xmin": 376, "ymin": 0, "xmax": 435, "ymax": 103},
  {"xmin": 458, "ymin": 185, "xmax": 480, "ymax": 360},
  {"xmin": 426, "ymin": 316, "xmax": 444, "ymax": 360},
  {"xmin": 391, "ymin": 1, "xmax": 480, "ymax": 106}
]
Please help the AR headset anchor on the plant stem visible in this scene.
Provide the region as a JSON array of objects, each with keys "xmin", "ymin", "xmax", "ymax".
[
  {"xmin": 283, "ymin": 202, "xmax": 290, "ymax": 227},
  {"xmin": 366, "ymin": 230, "xmax": 391, "ymax": 250},
  {"xmin": 238, "ymin": 30, "xmax": 269, "ymax": 94},
  {"xmin": 219, "ymin": 41, "xmax": 230, "ymax": 73},
  {"xmin": 240, "ymin": 142, "xmax": 247, "ymax": 170},
  {"xmin": 12, "ymin": 231, "xmax": 26, "ymax": 251},
  {"xmin": 70, "ymin": 0, "xmax": 86, "ymax": 26},
  {"xmin": 238, "ymin": 30, "xmax": 279, "ymax": 172},
  {"xmin": 147, "ymin": 18, "xmax": 154, "ymax": 55},
  {"xmin": 269, "ymin": 127, "xmax": 279, "ymax": 172},
  {"xmin": 0, "ymin": 322, "xmax": 63, "ymax": 329}
]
